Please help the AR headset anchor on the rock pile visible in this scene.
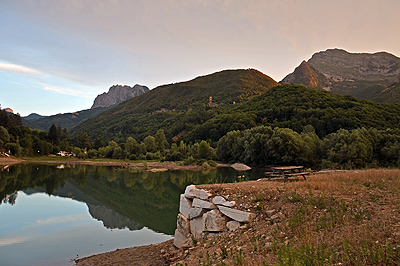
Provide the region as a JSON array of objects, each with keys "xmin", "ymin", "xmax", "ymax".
[{"xmin": 173, "ymin": 185, "xmax": 255, "ymax": 249}]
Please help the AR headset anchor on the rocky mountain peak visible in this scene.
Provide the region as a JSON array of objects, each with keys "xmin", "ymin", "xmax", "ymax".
[
  {"xmin": 91, "ymin": 84, "xmax": 149, "ymax": 109},
  {"xmin": 280, "ymin": 48, "xmax": 400, "ymax": 103},
  {"xmin": 281, "ymin": 60, "xmax": 329, "ymax": 90}
]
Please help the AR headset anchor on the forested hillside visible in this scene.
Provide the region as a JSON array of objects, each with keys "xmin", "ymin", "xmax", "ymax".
[
  {"xmin": 23, "ymin": 107, "xmax": 110, "ymax": 131},
  {"xmin": 186, "ymin": 84, "xmax": 400, "ymax": 142},
  {"xmin": 71, "ymin": 69, "xmax": 279, "ymax": 142}
]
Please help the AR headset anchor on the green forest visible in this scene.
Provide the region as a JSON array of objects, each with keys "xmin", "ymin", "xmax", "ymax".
[{"xmin": 2, "ymin": 83, "xmax": 400, "ymax": 169}]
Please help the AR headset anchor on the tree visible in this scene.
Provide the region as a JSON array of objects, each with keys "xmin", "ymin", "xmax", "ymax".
[
  {"xmin": 0, "ymin": 126, "xmax": 10, "ymax": 147},
  {"xmin": 144, "ymin": 135, "xmax": 156, "ymax": 153},
  {"xmin": 75, "ymin": 132, "xmax": 91, "ymax": 150},
  {"xmin": 48, "ymin": 124, "xmax": 60, "ymax": 146},
  {"xmin": 155, "ymin": 129, "xmax": 168, "ymax": 153},
  {"xmin": 198, "ymin": 140, "xmax": 215, "ymax": 160},
  {"xmin": 125, "ymin": 137, "xmax": 138, "ymax": 155}
]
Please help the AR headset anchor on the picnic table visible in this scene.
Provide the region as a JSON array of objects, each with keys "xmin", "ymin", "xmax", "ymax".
[{"xmin": 266, "ymin": 166, "xmax": 310, "ymax": 180}]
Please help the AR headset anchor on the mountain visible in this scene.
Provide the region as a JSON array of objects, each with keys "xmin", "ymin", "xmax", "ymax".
[
  {"xmin": 71, "ymin": 69, "xmax": 279, "ymax": 141},
  {"xmin": 23, "ymin": 107, "xmax": 110, "ymax": 131},
  {"xmin": 24, "ymin": 84, "xmax": 149, "ymax": 131},
  {"xmin": 91, "ymin": 84, "xmax": 149, "ymax": 109},
  {"xmin": 24, "ymin": 113, "xmax": 47, "ymax": 120},
  {"xmin": 281, "ymin": 49, "xmax": 400, "ymax": 103},
  {"xmin": 186, "ymin": 84, "xmax": 400, "ymax": 141}
]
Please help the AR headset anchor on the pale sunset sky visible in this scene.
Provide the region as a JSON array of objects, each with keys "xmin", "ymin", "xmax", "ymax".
[{"xmin": 1, "ymin": 0, "xmax": 399, "ymax": 116}]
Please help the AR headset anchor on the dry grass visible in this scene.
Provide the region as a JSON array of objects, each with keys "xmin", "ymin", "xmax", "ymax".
[{"xmin": 187, "ymin": 169, "xmax": 400, "ymax": 265}]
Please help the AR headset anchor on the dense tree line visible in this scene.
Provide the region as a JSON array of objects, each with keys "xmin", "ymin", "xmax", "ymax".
[
  {"xmin": 217, "ymin": 125, "xmax": 400, "ymax": 169},
  {"xmin": 2, "ymin": 104, "xmax": 400, "ymax": 170}
]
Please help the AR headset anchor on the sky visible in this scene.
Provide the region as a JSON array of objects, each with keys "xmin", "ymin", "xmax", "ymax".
[{"xmin": 1, "ymin": 0, "xmax": 400, "ymax": 116}]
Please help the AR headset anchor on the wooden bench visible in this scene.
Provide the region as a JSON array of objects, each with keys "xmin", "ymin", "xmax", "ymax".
[{"xmin": 265, "ymin": 166, "xmax": 310, "ymax": 181}]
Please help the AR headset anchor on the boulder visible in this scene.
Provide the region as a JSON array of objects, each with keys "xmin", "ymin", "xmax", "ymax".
[
  {"xmin": 192, "ymin": 198, "xmax": 217, "ymax": 209},
  {"xmin": 217, "ymin": 205, "xmax": 255, "ymax": 223},
  {"xmin": 176, "ymin": 213, "xmax": 190, "ymax": 236},
  {"xmin": 179, "ymin": 194, "xmax": 192, "ymax": 219},
  {"xmin": 173, "ymin": 229, "xmax": 188, "ymax": 249},
  {"xmin": 190, "ymin": 216, "xmax": 204, "ymax": 239},
  {"xmin": 189, "ymin": 207, "xmax": 206, "ymax": 219},
  {"xmin": 231, "ymin": 163, "xmax": 251, "ymax": 171},
  {"xmin": 184, "ymin": 185, "xmax": 212, "ymax": 200},
  {"xmin": 203, "ymin": 209, "xmax": 228, "ymax": 232}
]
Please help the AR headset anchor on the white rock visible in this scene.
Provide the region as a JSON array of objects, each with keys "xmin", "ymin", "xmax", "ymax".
[
  {"xmin": 184, "ymin": 185, "xmax": 212, "ymax": 200},
  {"xmin": 231, "ymin": 163, "xmax": 251, "ymax": 171},
  {"xmin": 212, "ymin": 196, "xmax": 226, "ymax": 205},
  {"xmin": 203, "ymin": 209, "xmax": 228, "ymax": 232},
  {"xmin": 176, "ymin": 213, "xmax": 190, "ymax": 236},
  {"xmin": 226, "ymin": 220, "xmax": 241, "ymax": 231},
  {"xmin": 217, "ymin": 205, "xmax": 256, "ymax": 223},
  {"xmin": 189, "ymin": 207, "xmax": 206, "ymax": 219},
  {"xmin": 212, "ymin": 195, "xmax": 236, "ymax": 207},
  {"xmin": 179, "ymin": 194, "xmax": 192, "ymax": 219},
  {"xmin": 173, "ymin": 229, "xmax": 188, "ymax": 249},
  {"xmin": 190, "ymin": 216, "xmax": 204, "ymax": 239},
  {"xmin": 192, "ymin": 198, "xmax": 217, "ymax": 209},
  {"xmin": 221, "ymin": 200, "xmax": 236, "ymax": 207}
]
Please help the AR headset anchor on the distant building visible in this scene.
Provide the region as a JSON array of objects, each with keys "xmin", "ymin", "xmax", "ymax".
[{"xmin": 208, "ymin": 96, "xmax": 218, "ymax": 107}]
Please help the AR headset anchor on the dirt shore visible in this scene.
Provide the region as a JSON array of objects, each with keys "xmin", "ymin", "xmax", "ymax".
[
  {"xmin": 75, "ymin": 169, "xmax": 400, "ymax": 266},
  {"xmin": 0, "ymin": 156, "xmax": 23, "ymax": 165},
  {"xmin": 0, "ymin": 156, "xmax": 211, "ymax": 171}
]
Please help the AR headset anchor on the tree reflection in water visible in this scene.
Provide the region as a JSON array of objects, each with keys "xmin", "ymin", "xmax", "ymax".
[{"xmin": 0, "ymin": 163, "xmax": 264, "ymax": 234}]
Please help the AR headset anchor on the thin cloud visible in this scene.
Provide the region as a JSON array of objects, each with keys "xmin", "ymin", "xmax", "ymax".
[
  {"xmin": 44, "ymin": 85, "xmax": 98, "ymax": 98},
  {"xmin": 0, "ymin": 235, "xmax": 31, "ymax": 246},
  {"xmin": 36, "ymin": 213, "xmax": 88, "ymax": 225},
  {"xmin": 0, "ymin": 62, "xmax": 40, "ymax": 75}
]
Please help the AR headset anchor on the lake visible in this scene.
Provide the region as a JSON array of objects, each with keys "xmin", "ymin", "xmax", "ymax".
[{"xmin": 0, "ymin": 163, "xmax": 264, "ymax": 266}]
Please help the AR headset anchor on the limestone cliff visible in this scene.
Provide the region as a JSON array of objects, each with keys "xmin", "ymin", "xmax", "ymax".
[
  {"xmin": 281, "ymin": 48, "xmax": 400, "ymax": 102},
  {"xmin": 91, "ymin": 84, "xmax": 149, "ymax": 109}
]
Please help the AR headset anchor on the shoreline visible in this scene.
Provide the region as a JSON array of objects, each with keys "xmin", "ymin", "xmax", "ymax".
[{"xmin": 0, "ymin": 156, "xmax": 229, "ymax": 171}]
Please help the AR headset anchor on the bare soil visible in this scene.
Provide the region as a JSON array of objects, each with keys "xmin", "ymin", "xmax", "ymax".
[
  {"xmin": 0, "ymin": 156, "xmax": 23, "ymax": 165},
  {"xmin": 75, "ymin": 169, "xmax": 400, "ymax": 266}
]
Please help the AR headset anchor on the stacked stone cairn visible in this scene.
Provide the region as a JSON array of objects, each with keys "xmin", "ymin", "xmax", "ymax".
[{"xmin": 174, "ymin": 185, "xmax": 255, "ymax": 249}]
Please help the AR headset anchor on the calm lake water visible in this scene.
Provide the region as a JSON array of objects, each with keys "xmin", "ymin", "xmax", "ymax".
[{"xmin": 0, "ymin": 163, "xmax": 264, "ymax": 266}]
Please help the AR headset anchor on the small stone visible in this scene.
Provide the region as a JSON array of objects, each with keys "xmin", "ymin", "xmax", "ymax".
[
  {"xmin": 212, "ymin": 196, "xmax": 227, "ymax": 205},
  {"xmin": 212, "ymin": 196, "xmax": 236, "ymax": 207},
  {"xmin": 226, "ymin": 220, "xmax": 241, "ymax": 231},
  {"xmin": 181, "ymin": 239, "xmax": 193, "ymax": 249},
  {"xmin": 184, "ymin": 185, "xmax": 212, "ymax": 200},
  {"xmin": 265, "ymin": 209, "xmax": 276, "ymax": 218},
  {"xmin": 270, "ymin": 214, "xmax": 281, "ymax": 224}
]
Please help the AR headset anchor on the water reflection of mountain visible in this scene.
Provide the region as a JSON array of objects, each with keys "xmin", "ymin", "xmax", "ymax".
[
  {"xmin": 24, "ymin": 179, "xmax": 145, "ymax": 231},
  {"xmin": 87, "ymin": 203, "xmax": 144, "ymax": 230},
  {"xmin": 1, "ymin": 164, "xmax": 264, "ymax": 235}
]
